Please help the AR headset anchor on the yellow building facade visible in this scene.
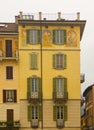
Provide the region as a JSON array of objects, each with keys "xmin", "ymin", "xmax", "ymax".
[{"xmin": 0, "ymin": 12, "xmax": 86, "ymax": 130}]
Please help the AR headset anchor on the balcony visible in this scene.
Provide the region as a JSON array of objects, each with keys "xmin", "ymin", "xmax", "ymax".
[
  {"xmin": 0, "ymin": 49, "xmax": 19, "ymax": 61},
  {"xmin": 57, "ymin": 119, "xmax": 64, "ymax": 128},
  {"xmin": 53, "ymin": 92, "xmax": 68, "ymax": 103},
  {"xmin": 80, "ymin": 74, "xmax": 85, "ymax": 83},
  {"xmin": 0, "ymin": 120, "xmax": 20, "ymax": 128},
  {"xmin": 27, "ymin": 92, "xmax": 42, "ymax": 103},
  {"xmin": 31, "ymin": 119, "xmax": 38, "ymax": 128}
]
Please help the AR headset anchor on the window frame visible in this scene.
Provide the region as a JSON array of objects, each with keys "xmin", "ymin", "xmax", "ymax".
[{"xmin": 6, "ymin": 66, "xmax": 13, "ymax": 79}]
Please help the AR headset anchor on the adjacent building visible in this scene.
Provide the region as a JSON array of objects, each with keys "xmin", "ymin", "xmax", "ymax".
[
  {"xmin": 0, "ymin": 12, "xmax": 86, "ymax": 130},
  {"xmin": 83, "ymin": 84, "xmax": 94, "ymax": 129}
]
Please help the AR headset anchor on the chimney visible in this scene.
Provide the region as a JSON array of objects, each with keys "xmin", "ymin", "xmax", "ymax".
[
  {"xmin": 77, "ymin": 12, "xmax": 80, "ymax": 20},
  {"xmin": 19, "ymin": 11, "xmax": 23, "ymax": 19},
  {"xmin": 58, "ymin": 12, "xmax": 61, "ymax": 20},
  {"xmin": 39, "ymin": 12, "xmax": 42, "ymax": 20}
]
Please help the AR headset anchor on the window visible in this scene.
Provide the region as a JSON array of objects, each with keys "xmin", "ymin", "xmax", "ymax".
[
  {"xmin": 28, "ymin": 105, "xmax": 42, "ymax": 121},
  {"xmin": 53, "ymin": 30, "xmax": 66, "ymax": 44},
  {"xmin": 30, "ymin": 53, "xmax": 38, "ymax": 69},
  {"xmin": 26, "ymin": 30, "xmax": 41, "ymax": 44},
  {"xmin": 57, "ymin": 106, "xmax": 63, "ymax": 119},
  {"xmin": 53, "ymin": 77, "xmax": 68, "ymax": 99},
  {"xmin": 32, "ymin": 106, "xmax": 38, "ymax": 119},
  {"xmin": 27, "ymin": 76, "xmax": 41, "ymax": 99},
  {"xmin": 3, "ymin": 90, "xmax": 17, "ymax": 103},
  {"xmin": 6, "ymin": 66, "xmax": 13, "ymax": 79},
  {"xmin": 53, "ymin": 105, "xmax": 67, "ymax": 121},
  {"xmin": 53, "ymin": 54, "xmax": 66, "ymax": 69}
]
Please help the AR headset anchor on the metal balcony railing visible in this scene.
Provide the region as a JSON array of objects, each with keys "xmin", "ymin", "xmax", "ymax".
[
  {"xmin": 0, "ymin": 50, "xmax": 19, "ymax": 61},
  {"xmin": 0, "ymin": 120, "xmax": 20, "ymax": 127},
  {"xmin": 53, "ymin": 92, "xmax": 68, "ymax": 102}
]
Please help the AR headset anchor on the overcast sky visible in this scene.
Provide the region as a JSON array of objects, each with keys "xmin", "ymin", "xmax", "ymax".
[{"xmin": 0, "ymin": 0, "xmax": 94, "ymax": 94}]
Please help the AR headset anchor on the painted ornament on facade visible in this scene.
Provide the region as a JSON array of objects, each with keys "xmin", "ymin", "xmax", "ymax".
[
  {"xmin": 67, "ymin": 30, "xmax": 77, "ymax": 46},
  {"xmin": 43, "ymin": 30, "xmax": 52, "ymax": 46}
]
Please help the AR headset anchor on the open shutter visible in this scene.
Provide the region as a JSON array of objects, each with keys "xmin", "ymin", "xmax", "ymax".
[
  {"xmin": 38, "ymin": 30, "xmax": 41, "ymax": 44},
  {"xmin": 53, "ymin": 106, "xmax": 57, "ymax": 121},
  {"xmin": 3, "ymin": 90, "xmax": 6, "ymax": 103},
  {"xmin": 63, "ymin": 30, "xmax": 66, "ymax": 44},
  {"xmin": 27, "ymin": 78, "xmax": 31, "ymax": 99},
  {"xmin": 53, "ymin": 54, "xmax": 56, "ymax": 68},
  {"xmin": 64, "ymin": 78, "xmax": 68, "ymax": 99},
  {"xmin": 28, "ymin": 105, "xmax": 32, "ymax": 121},
  {"xmin": 38, "ymin": 78, "xmax": 42, "ymax": 101},
  {"xmin": 63, "ymin": 54, "xmax": 67, "ymax": 69},
  {"xmin": 14, "ymin": 90, "xmax": 17, "ymax": 102},
  {"xmin": 26, "ymin": 30, "xmax": 30, "ymax": 43},
  {"xmin": 53, "ymin": 30, "xmax": 56, "ymax": 44},
  {"xmin": 64, "ymin": 105, "xmax": 67, "ymax": 121},
  {"xmin": 53, "ymin": 78, "xmax": 56, "ymax": 99},
  {"xmin": 38, "ymin": 105, "xmax": 42, "ymax": 121}
]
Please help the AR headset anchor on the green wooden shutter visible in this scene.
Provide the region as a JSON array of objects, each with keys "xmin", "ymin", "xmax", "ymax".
[
  {"xmin": 63, "ymin": 30, "xmax": 66, "ymax": 44},
  {"xmin": 38, "ymin": 30, "xmax": 41, "ymax": 43},
  {"xmin": 27, "ymin": 78, "xmax": 30, "ymax": 99},
  {"xmin": 28, "ymin": 105, "xmax": 32, "ymax": 121},
  {"xmin": 53, "ymin": 106, "xmax": 57, "ymax": 121},
  {"xmin": 53, "ymin": 54, "xmax": 56, "ymax": 68},
  {"xmin": 64, "ymin": 78, "xmax": 68, "ymax": 99},
  {"xmin": 38, "ymin": 105, "xmax": 42, "ymax": 121},
  {"xmin": 63, "ymin": 54, "xmax": 67, "ymax": 69},
  {"xmin": 64, "ymin": 105, "xmax": 67, "ymax": 121},
  {"xmin": 30, "ymin": 53, "xmax": 37, "ymax": 69},
  {"xmin": 26, "ymin": 30, "xmax": 30, "ymax": 43},
  {"xmin": 53, "ymin": 78, "xmax": 56, "ymax": 99},
  {"xmin": 53, "ymin": 30, "xmax": 56, "ymax": 44},
  {"xmin": 38, "ymin": 78, "xmax": 42, "ymax": 100}
]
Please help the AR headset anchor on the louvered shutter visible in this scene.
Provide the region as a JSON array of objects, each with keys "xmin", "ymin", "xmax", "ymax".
[
  {"xmin": 53, "ymin": 78, "xmax": 56, "ymax": 99},
  {"xmin": 28, "ymin": 105, "xmax": 32, "ymax": 121},
  {"xmin": 63, "ymin": 54, "xmax": 67, "ymax": 69},
  {"xmin": 64, "ymin": 78, "xmax": 68, "ymax": 99},
  {"xmin": 63, "ymin": 30, "xmax": 66, "ymax": 44},
  {"xmin": 14, "ymin": 90, "xmax": 17, "ymax": 102},
  {"xmin": 64, "ymin": 105, "xmax": 67, "ymax": 121},
  {"xmin": 53, "ymin": 106, "xmax": 57, "ymax": 121},
  {"xmin": 38, "ymin": 78, "xmax": 42, "ymax": 101},
  {"xmin": 38, "ymin": 30, "xmax": 41, "ymax": 43},
  {"xmin": 3, "ymin": 90, "xmax": 6, "ymax": 103},
  {"xmin": 27, "ymin": 78, "xmax": 31, "ymax": 99},
  {"xmin": 38, "ymin": 105, "xmax": 42, "ymax": 121},
  {"xmin": 53, "ymin": 30, "xmax": 56, "ymax": 44},
  {"xmin": 26, "ymin": 30, "xmax": 30, "ymax": 43},
  {"xmin": 30, "ymin": 53, "xmax": 38, "ymax": 69}
]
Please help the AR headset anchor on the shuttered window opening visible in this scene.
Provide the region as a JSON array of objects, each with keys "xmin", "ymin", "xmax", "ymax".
[
  {"xmin": 53, "ymin": 30, "xmax": 66, "ymax": 45},
  {"xmin": 27, "ymin": 77, "xmax": 41, "ymax": 99},
  {"xmin": 53, "ymin": 54, "xmax": 66, "ymax": 69},
  {"xmin": 53, "ymin": 105, "xmax": 67, "ymax": 121},
  {"xmin": 6, "ymin": 66, "xmax": 13, "ymax": 79},
  {"xmin": 28, "ymin": 105, "xmax": 42, "ymax": 121},
  {"xmin": 26, "ymin": 30, "xmax": 41, "ymax": 44},
  {"xmin": 53, "ymin": 77, "xmax": 68, "ymax": 99},
  {"xmin": 30, "ymin": 53, "xmax": 38, "ymax": 69},
  {"xmin": 3, "ymin": 90, "xmax": 17, "ymax": 103}
]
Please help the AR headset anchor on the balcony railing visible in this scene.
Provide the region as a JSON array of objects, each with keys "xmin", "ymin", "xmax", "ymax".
[
  {"xmin": 53, "ymin": 92, "xmax": 68, "ymax": 103},
  {"xmin": 0, "ymin": 120, "xmax": 20, "ymax": 127},
  {"xmin": 0, "ymin": 50, "xmax": 19, "ymax": 61},
  {"xmin": 27, "ymin": 92, "xmax": 42, "ymax": 103},
  {"xmin": 57, "ymin": 119, "xmax": 64, "ymax": 128},
  {"xmin": 31, "ymin": 119, "xmax": 38, "ymax": 128}
]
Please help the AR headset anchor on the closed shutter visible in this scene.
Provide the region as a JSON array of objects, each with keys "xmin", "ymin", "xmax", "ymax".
[
  {"xmin": 30, "ymin": 53, "xmax": 38, "ymax": 69},
  {"xmin": 53, "ymin": 106, "xmax": 57, "ymax": 121},
  {"xmin": 3, "ymin": 90, "xmax": 6, "ymax": 103},
  {"xmin": 64, "ymin": 105, "xmax": 67, "ymax": 121},
  {"xmin": 38, "ymin": 30, "xmax": 41, "ymax": 43},
  {"xmin": 27, "ymin": 78, "xmax": 31, "ymax": 99},
  {"xmin": 64, "ymin": 78, "xmax": 68, "ymax": 99},
  {"xmin": 26, "ymin": 30, "xmax": 30, "ymax": 43},
  {"xmin": 14, "ymin": 90, "xmax": 17, "ymax": 102},
  {"xmin": 53, "ymin": 30, "xmax": 56, "ymax": 44},
  {"xmin": 28, "ymin": 105, "xmax": 32, "ymax": 121},
  {"xmin": 53, "ymin": 54, "xmax": 56, "ymax": 68},
  {"xmin": 38, "ymin": 78, "xmax": 42, "ymax": 100},
  {"xmin": 38, "ymin": 105, "xmax": 42, "ymax": 121}
]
